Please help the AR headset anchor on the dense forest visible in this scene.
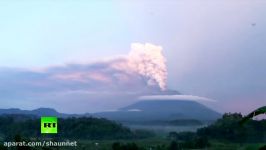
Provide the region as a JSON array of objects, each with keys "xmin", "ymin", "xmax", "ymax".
[
  {"xmin": 0, "ymin": 114, "xmax": 153, "ymax": 140},
  {"xmin": 0, "ymin": 113, "xmax": 265, "ymax": 150},
  {"xmin": 167, "ymin": 113, "xmax": 266, "ymax": 150},
  {"xmin": 197, "ymin": 113, "xmax": 266, "ymax": 143}
]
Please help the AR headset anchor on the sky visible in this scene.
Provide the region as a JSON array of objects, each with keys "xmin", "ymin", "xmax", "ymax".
[{"xmin": 0, "ymin": 0, "xmax": 266, "ymax": 114}]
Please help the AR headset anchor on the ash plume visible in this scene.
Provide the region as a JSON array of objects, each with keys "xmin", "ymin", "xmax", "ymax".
[
  {"xmin": 127, "ymin": 43, "xmax": 167, "ymax": 90},
  {"xmin": 110, "ymin": 43, "xmax": 167, "ymax": 90}
]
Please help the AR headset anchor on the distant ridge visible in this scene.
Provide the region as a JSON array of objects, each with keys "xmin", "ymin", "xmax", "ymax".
[
  {"xmin": 0, "ymin": 99, "xmax": 221, "ymax": 124},
  {"xmin": 0, "ymin": 108, "xmax": 69, "ymax": 117}
]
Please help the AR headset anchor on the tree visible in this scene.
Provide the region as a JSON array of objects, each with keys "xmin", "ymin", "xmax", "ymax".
[
  {"xmin": 168, "ymin": 141, "xmax": 179, "ymax": 150},
  {"xmin": 240, "ymin": 106, "xmax": 266, "ymax": 125}
]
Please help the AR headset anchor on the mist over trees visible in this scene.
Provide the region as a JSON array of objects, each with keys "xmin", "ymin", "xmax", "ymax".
[
  {"xmin": 0, "ymin": 112, "xmax": 265, "ymax": 150},
  {"xmin": 0, "ymin": 115, "xmax": 153, "ymax": 140}
]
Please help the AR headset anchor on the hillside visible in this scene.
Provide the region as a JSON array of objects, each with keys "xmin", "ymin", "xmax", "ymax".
[
  {"xmin": 0, "ymin": 108, "xmax": 75, "ymax": 118},
  {"xmin": 0, "ymin": 114, "xmax": 152, "ymax": 140},
  {"xmin": 0, "ymin": 100, "xmax": 221, "ymax": 124}
]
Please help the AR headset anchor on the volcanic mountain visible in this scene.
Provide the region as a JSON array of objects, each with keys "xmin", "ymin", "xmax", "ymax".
[{"xmin": 94, "ymin": 100, "xmax": 221, "ymax": 123}]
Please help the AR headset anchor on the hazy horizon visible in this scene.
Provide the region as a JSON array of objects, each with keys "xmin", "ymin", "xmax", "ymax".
[{"xmin": 0, "ymin": 1, "xmax": 266, "ymax": 114}]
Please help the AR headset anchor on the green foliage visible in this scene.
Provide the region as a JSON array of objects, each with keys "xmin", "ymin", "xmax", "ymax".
[
  {"xmin": 0, "ymin": 144, "xmax": 7, "ymax": 150},
  {"xmin": 168, "ymin": 131, "xmax": 196, "ymax": 141},
  {"xmin": 197, "ymin": 113, "xmax": 266, "ymax": 143},
  {"xmin": 1, "ymin": 112, "xmax": 265, "ymax": 149},
  {"xmin": 58, "ymin": 117, "xmax": 134, "ymax": 139},
  {"xmin": 0, "ymin": 115, "xmax": 40, "ymax": 140},
  {"xmin": 167, "ymin": 141, "xmax": 179, "ymax": 150},
  {"xmin": 132, "ymin": 130, "xmax": 155, "ymax": 139},
  {"xmin": 168, "ymin": 132, "xmax": 210, "ymax": 149},
  {"xmin": 112, "ymin": 142, "xmax": 142, "ymax": 150},
  {"xmin": 259, "ymin": 145, "xmax": 266, "ymax": 150},
  {"xmin": 0, "ymin": 115, "xmax": 154, "ymax": 140}
]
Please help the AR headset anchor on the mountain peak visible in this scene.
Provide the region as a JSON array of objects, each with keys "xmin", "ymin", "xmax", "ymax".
[
  {"xmin": 95, "ymin": 99, "xmax": 221, "ymax": 122},
  {"xmin": 32, "ymin": 108, "xmax": 59, "ymax": 116},
  {"xmin": 0, "ymin": 107, "xmax": 64, "ymax": 117}
]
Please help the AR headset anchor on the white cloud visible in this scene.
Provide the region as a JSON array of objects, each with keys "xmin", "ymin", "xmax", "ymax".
[
  {"xmin": 138, "ymin": 94, "xmax": 217, "ymax": 102},
  {"xmin": 127, "ymin": 109, "xmax": 142, "ymax": 112}
]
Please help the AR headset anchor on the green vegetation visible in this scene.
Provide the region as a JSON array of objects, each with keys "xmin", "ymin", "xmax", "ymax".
[
  {"xmin": 240, "ymin": 106, "xmax": 266, "ymax": 125},
  {"xmin": 0, "ymin": 115, "xmax": 153, "ymax": 140},
  {"xmin": 0, "ymin": 113, "xmax": 265, "ymax": 149},
  {"xmin": 166, "ymin": 113, "xmax": 266, "ymax": 150},
  {"xmin": 197, "ymin": 113, "xmax": 266, "ymax": 143}
]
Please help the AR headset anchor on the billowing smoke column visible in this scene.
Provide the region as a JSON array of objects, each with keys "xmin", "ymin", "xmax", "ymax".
[{"xmin": 127, "ymin": 43, "xmax": 167, "ymax": 90}]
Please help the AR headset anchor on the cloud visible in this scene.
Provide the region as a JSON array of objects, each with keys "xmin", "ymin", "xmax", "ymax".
[
  {"xmin": 0, "ymin": 43, "xmax": 169, "ymax": 112},
  {"xmin": 127, "ymin": 109, "xmax": 142, "ymax": 112},
  {"xmin": 41, "ymin": 43, "xmax": 167, "ymax": 92},
  {"xmin": 0, "ymin": 43, "xmax": 218, "ymax": 113},
  {"xmin": 138, "ymin": 94, "xmax": 217, "ymax": 102}
]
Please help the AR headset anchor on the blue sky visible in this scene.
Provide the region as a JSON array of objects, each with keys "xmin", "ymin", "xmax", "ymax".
[{"xmin": 0, "ymin": 1, "xmax": 266, "ymax": 113}]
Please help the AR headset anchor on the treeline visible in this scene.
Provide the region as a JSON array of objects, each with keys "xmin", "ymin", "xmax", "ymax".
[
  {"xmin": 111, "ymin": 140, "xmax": 209, "ymax": 150},
  {"xmin": 0, "ymin": 114, "xmax": 154, "ymax": 140},
  {"xmin": 166, "ymin": 113, "xmax": 266, "ymax": 150},
  {"xmin": 169, "ymin": 113, "xmax": 266, "ymax": 144},
  {"xmin": 0, "ymin": 113, "xmax": 265, "ymax": 150},
  {"xmin": 197, "ymin": 113, "xmax": 266, "ymax": 143}
]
